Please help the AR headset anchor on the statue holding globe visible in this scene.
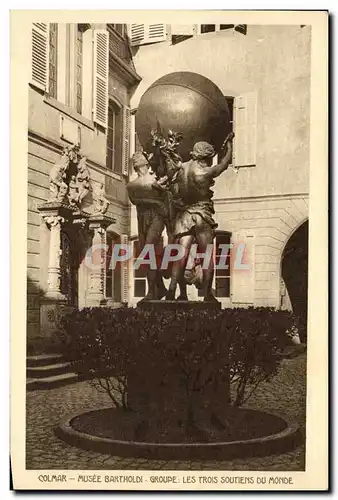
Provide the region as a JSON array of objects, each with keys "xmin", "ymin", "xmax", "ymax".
[
  {"xmin": 128, "ymin": 71, "xmax": 235, "ymax": 302},
  {"xmin": 166, "ymin": 134, "xmax": 234, "ymax": 302}
]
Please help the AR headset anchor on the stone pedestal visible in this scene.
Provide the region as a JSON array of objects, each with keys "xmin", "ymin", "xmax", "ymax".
[
  {"xmin": 40, "ymin": 301, "xmax": 75, "ymax": 341},
  {"xmin": 129, "ymin": 301, "xmax": 230, "ymax": 436}
]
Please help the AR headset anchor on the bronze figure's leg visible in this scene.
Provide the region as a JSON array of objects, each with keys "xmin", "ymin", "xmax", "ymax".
[
  {"xmin": 177, "ymin": 278, "xmax": 188, "ymax": 301},
  {"xmin": 166, "ymin": 234, "xmax": 194, "ymax": 300},
  {"xmin": 141, "ymin": 215, "xmax": 166, "ymax": 301},
  {"xmin": 196, "ymin": 226, "xmax": 218, "ymax": 303}
]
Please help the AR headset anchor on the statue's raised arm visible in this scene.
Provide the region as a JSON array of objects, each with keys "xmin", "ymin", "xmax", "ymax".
[{"xmin": 201, "ymin": 131, "xmax": 235, "ymax": 180}]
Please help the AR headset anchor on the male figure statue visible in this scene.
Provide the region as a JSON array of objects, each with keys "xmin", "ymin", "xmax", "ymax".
[
  {"xmin": 166, "ymin": 132, "xmax": 234, "ymax": 302},
  {"xmin": 127, "ymin": 152, "xmax": 168, "ymax": 301},
  {"xmin": 49, "ymin": 151, "xmax": 69, "ymax": 202}
]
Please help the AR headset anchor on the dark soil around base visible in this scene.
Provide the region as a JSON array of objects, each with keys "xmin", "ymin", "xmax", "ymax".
[{"xmin": 71, "ymin": 407, "xmax": 287, "ymax": 444}]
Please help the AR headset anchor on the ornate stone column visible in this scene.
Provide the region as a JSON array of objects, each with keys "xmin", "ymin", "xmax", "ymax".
[
  {"xmin": 44, "ymin": 214, "xmax": 65, "ymax": 299},
  {"xmin": 86, "ymin": 214, "xmax": 116, "ymax": 307},
  {"xmin": 37, "ymin": 202, "xmax": 77, "ymax": 340}
]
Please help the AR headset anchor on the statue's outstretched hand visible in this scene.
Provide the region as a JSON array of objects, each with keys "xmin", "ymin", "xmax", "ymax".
[{"xmin": 221, "ymin": 131, "xmax": 235, "ymax": 152}]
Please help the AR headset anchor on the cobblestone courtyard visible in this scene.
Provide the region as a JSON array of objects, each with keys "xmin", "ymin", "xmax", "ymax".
[{"xmin": 26, "ymin": 353, "xmax": 306, "ymax": 471}]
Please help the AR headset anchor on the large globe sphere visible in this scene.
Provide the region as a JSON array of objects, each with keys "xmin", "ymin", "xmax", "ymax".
[{"xmin": 135, "ymin": 72, "xmax": 231, "ymax": 161}]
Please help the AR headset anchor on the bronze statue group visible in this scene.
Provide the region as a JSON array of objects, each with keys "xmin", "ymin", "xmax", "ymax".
[{"xmin": 127, "ymin": 132, "xmax": 234, "ymax": 302}]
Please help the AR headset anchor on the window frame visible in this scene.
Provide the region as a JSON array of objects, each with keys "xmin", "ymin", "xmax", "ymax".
[
  {"xmin": 132, "ymin": 238, "xmax": 148, "ymax": 298},
  {"xmin": 106, "ymin": 99, "xmax": 123, "ymax": 173},
  {"xmin": 109, "ymin": 24, "xmax": 125, "ymax": 38},
  {"xmin": 197, "ymin": 231, "xmax": 232, "ymax": 299},
  {"xmin": 195, "ymin": 24, "xmax": 248, "ymax": 36},
  {"xmin": 105, "ymin": 232, "xmax": 122, "ymax": 301},
  {"xmin": 76, "ymin": 24, "xmax": 84, "ymax": 115},
  {"xmin": 48, "ymin": 23, "xmax": 58, "ymax": 99},
  {"xmin": 214, "ymin": 231, "xmax": 232, "ymax": 299}
]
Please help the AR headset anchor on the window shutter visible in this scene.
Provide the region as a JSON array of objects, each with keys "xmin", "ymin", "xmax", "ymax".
[
  {"xmin": 31, "ymin": 23, "xmax": 49, "ymax": 90},
  {"xmin": 93, "ymin": 29, "xmax": 109, "ymax": 128},
  {"xmin": 233, "ymin": 92, "xmax": 257, "ymax": 167},
  {"xmin": 122, "ymin": 106, "xmax": 131, "ymax": 176},
  {"xmin": 130, "ymin": 24, "xmax": 145, "ymax": 46},
  {"xmin": 130, "ymin": 24, "xmax": 166, "ymax": 46},
  {"xmin": 82, "ymin": 28, "xmax": 94, "ymax": 120},
  {"xmin": 148, "ymin": 24, "xmax": 166, "ymax": 43},
  {"xmin": 121, "ymin": 234, "xmax": 129, "ymax": 303},
  {"xmin": 231, "ymin": 231, "xmax": 255, "ymax": 304}
]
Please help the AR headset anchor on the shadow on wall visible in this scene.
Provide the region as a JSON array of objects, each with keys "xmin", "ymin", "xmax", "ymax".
[{"xmin": 281, "ymin": 221, "xmax": 308, "ymax": 344}]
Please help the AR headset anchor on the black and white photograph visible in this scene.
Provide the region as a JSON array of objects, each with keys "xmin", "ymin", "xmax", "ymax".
[{"xmin": 10, "ymin": 10, "xmax": 328, "ymax": 491}]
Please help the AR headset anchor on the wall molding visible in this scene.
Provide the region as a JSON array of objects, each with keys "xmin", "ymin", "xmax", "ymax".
[
  {"xmin": 214, "ymin": 192, "xmax": 309, "ymax": 204},
  {"xmin": 43, "ymin": 96, "xmax": 95, "ymax": 130}
]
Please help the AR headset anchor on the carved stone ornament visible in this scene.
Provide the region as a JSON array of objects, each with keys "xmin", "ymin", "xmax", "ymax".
[
  {"xmin": 76, "ymin": 156, "xmax": 90, "ymax": 204},
  {"xmin": 43, "ymin": 215, "xmax": 65, "ymax": 228},
  {"xmin": 92, "ymin": 183, "xmax": 110, "ymax": 215},
  {"xmin": 48, "ymin": 145, "xmax": 91, "ymax": 209}
]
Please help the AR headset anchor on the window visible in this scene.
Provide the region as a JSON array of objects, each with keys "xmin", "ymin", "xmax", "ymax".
[
  {"xmin": 220, "ymin": 24, "xmax": 235, "ymax": 30},
  {"xmin": 198, "ymin": 24, "xmax": 247, "ymax": 36},
  {"xmin": 215, "ymin": 232, "xmax": 231, "ymax": 298},
  {"xmin": 198, "ymin": 232, "xmax": 231, "ymax": 298},
  {"xmin": 110, "ymin": 24, "xmax": 124, "ymax": 36},
  {"xmin": 106, "ymin": 101, "xmax": 123, "ymax": 172},
  {"xmin": 234, "ymin": 24, "xmax": 247, "ymax": 35},
  {"xmin": 105, "ymin": 233, "xmax": 122, "ymax": 301},
  {"xmin": 201, "ymin": 25, "xmax": 216, "ymax": 34},
  {"xmin": 76, "ymin": 25, "xmax": 83, "ymax": 114},
  {"xmin": 171, "ymin": 24, "xmax": 194, "ymax": 45},
  {"xmin": 133, "ymin": 239, "xmax": 147, "ymax": 298},
  {"xmin": 48, "ymin": 23, "xmax": 58, "ymax": 98}
]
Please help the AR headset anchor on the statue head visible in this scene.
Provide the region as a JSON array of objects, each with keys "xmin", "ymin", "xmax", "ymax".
[
  {"xmin": 132, "ymin": 151, "xmax": 150, "ymax": 175},
  {"xmin": 190, "ymin": 142, "xmax": 216, "ymax": 166},
  {"xmin": 77, "ymin": 156, "xmax": 87, "ymax": 171}
]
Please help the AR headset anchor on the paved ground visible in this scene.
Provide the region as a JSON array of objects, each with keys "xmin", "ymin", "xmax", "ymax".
[{"xmin": 26, "ymin": 354, "xmax": 306, "ymax": 471}]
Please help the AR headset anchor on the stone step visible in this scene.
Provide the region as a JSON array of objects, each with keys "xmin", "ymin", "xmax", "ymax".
[
  {"xmin": 26, "ymin": 372, "xmax": 80, "ymax": 391},
  {"xmin": 26, "ymin": 353, "xmax": 64, "ymax": 367},
  {"xmin": 26, "ymin": 362, "xmax": 72, "ymax": 379}
]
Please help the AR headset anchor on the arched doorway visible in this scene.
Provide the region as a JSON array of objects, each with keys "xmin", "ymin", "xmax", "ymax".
[{"xmin": 281, "ymin": 220, "xmax": 308, "ymax": 343}]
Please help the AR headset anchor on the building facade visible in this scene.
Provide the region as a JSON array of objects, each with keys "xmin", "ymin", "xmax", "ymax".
[
  {"xmin": 27, "ymin": 23, "xmax": 140, "ymax": 350},
  {"xmin": 127, "ymin": 24, "xmax": 310, "ymax": 327}
]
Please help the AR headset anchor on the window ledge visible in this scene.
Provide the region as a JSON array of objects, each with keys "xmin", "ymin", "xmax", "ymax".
[
  {"xmin": 43, "ymin": 95, "xmax": 95, "ymax": 130},
  {"xmin": 110, "ymin": 171, "xmax": 124, "ymax": 181}
]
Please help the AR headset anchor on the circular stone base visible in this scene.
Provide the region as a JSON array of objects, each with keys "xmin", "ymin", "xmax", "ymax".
[{"xmin": 55, "ymin": 408, "xmax": 302, "ymax": 461}]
